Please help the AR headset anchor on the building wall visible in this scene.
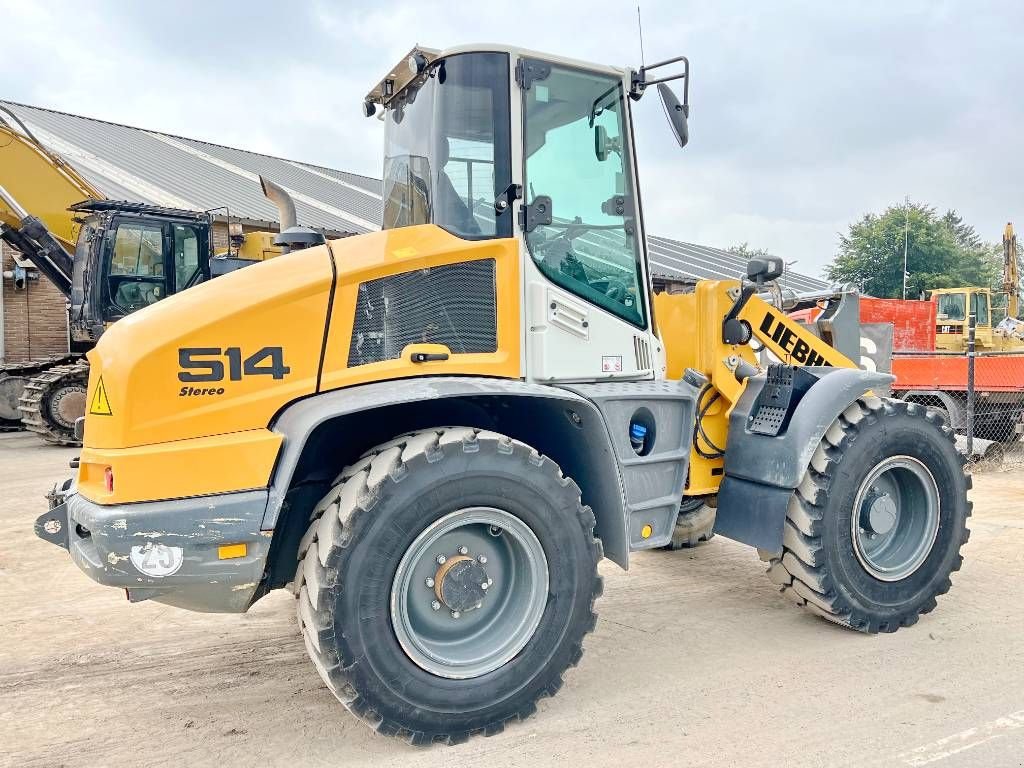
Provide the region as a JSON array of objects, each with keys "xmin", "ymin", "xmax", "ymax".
[{"xmin": 1, "ymin": 240, "xmax": 69, "ymax": 362}]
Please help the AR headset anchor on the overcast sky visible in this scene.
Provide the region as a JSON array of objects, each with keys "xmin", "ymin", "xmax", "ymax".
[{"xmin": 3, "ymin": 0, "xmax": 1021, "ymax": 278}]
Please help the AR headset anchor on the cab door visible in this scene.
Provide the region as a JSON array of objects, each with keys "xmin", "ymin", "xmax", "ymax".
[{"xmin": 517, "ymin": 58, "xmax": 656, "ymax": 383}]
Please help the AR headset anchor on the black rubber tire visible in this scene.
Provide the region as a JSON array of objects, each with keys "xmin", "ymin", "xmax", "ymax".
[
  {"xmin": 293, "ymin": 427, "xmax": 602, "ymax": 745},
  {"xmin": 662, "ymin": 498, "xmax": 716, "ymax": 550},
  {"xmin": 766, "ymin": 396, "xmax": 971, "ymax": 634}
]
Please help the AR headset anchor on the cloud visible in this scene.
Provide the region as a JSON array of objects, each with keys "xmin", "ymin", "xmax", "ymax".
[{"xmin": 2, "ymin": 0, "xmax": 1021, "ymax": 277}]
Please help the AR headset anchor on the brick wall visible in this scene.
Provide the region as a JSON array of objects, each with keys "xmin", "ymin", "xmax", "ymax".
[{"xmin": 1, "ymin": 241, "xmax": 69, "ymax": 362}]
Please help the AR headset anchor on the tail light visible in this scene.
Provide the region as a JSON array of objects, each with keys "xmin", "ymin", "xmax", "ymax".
[{"xmin": 104, "ymin": 466, "xmax": 114, "ymax": 493}]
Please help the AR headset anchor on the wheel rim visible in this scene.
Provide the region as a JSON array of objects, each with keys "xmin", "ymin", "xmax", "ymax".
[
  {"xmin": 390, "ymin": 507, "xmax": 549, "ymax": 679},
  {"xmin": 851, "ymin": 456, "xmax": 940, "ymax": 581}
]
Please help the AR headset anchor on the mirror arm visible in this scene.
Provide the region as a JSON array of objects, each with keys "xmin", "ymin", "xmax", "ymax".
[{"xmin": 631, "ymin": 55, "xmax": 689, "ymax": 113}]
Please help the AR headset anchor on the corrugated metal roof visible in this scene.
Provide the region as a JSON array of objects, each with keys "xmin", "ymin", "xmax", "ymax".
[{"xmin": 0, "ymin": 99, "xmax": 827, "ymax": 290}]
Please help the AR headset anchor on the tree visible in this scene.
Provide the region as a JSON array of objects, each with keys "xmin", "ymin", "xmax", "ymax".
[
  {"xmin": 727, "ymin": 242, "xmax": 774, "ymax": 260},
  {"xmin": 825, "ymin": 202, "xmax": 1001, "ymax": 299}
]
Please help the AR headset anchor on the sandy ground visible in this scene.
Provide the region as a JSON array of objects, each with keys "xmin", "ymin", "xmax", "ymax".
[{"xmin": 2, "ymin": 430, "xmax": 1023, "ymax": 768}]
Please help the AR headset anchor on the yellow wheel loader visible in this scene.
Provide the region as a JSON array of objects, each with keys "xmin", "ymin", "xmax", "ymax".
[
  {"xmin": 0, "ymin": 107, "xmax": 322, "ymax": 443},
  {"xmin": 35, "ymin": 45, "xmax": 970, "ymax": 745}
]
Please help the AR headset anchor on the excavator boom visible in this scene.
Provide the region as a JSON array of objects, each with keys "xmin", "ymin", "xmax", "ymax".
[
  {"xmin": 0, "ymin": 106, "xmax": 101, "ymax": 295},
  {"xmin": 1004, "ymin": 222, "xmax": 1019, "ymax": 319}
]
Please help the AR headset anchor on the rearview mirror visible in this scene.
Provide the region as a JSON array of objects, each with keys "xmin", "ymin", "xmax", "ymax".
[
  {"xmin": 658, "ymin": 83, "xmax": 689, "ymax": 148},
  {"xmin": 594, "ymin": 125, "xmax": 609, "ymax": 161},
  {"xmin": 594, "ymin": 125, "xmax": 621, "ymax": 162}
]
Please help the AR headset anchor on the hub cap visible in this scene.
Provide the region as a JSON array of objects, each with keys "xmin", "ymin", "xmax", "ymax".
[
  {"xmin": 390, "ymin": 507, "xmax": 548, "ymax": 679},
  {"xmin": 851, "ymin": 456, "xmax": 940, "ymax": 581}
]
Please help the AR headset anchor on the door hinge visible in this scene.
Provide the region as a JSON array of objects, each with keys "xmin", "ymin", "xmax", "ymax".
[
  {"xmin": 518, "ymin": 195, "xmax": 552, "ymax": 232},
  {"xmin": 516, "ymin": 58, "xmax": 551, "ymax": 90}
]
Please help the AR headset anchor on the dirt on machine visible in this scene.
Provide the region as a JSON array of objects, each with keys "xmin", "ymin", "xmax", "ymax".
[
  {"xmin": 0, "ymin": 107, "xmax": 335, "ymax": 444},
  {"xmin": 34, "ymin": 45, "xmax": 971, "ymax": 746}
]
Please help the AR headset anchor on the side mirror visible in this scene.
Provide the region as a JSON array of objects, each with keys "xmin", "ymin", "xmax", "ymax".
[
  {"xmin": 747, "ymin": 257, "xmax": 784, "ymax": 283},
  {"xmin": 658, "ymin": 83, "xmax": 689, "ymax": 148}
]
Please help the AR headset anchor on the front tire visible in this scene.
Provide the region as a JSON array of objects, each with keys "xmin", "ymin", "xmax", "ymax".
[
  {"xmin": 766, "ymin": 397, "xmax": 970, "ymax": 633},
  {"xmin": 294, "ymin": 427, "xmax": 602, "ymax": 744}
]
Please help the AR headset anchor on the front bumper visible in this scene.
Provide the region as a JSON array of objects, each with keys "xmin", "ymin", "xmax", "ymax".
[{"xmin": 35, "ymin": 484, "xmax": 272, "ymax": 613}]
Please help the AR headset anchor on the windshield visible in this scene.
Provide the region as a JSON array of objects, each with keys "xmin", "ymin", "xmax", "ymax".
[
  {"xmin": 382, "ymin": 52, "xmax": 512, "ymax": 239},
  {"xmin": 936, "ymin": 293, "xmax": 966, "ymax": 322}
]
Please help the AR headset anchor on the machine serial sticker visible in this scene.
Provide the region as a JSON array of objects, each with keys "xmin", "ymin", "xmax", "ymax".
[
  {"xmin": 89, "ymin": 377, "xmax": 113, "ymax": 416},
  {"xmin": 601, "ymin": 355, "xmax": 623, "ymax": 373}
]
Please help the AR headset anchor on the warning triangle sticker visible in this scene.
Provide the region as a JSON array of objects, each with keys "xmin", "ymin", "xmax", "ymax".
[{"xmin": 89, "ymin": 377, "xmax": 113, "ymax": 416}]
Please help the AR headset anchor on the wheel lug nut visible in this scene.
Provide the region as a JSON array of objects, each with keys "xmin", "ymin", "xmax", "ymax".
[
  {"xmin": 431, "ymin": 600, "xmax": 441, "ymax": 611},
  {"xmin": 436, "ymin": 554, "xmax": 446, "ymax": 565},
  {"xmin": 458, "ymin": 546, "xmax": 469, "ymax": 555},
  {"xmin": 481, "ymin": 581, "xmax": 489, "ymax": 590},
  {"xmin": 425, "ymin": 577, "xmax": 435, "ymax": 588},
  {"xmin": 478, "ymin": 555, "xmax": 487, "ymax": 564},
  {"xmin": 451, "ymin": 610, "xmax": 461, "ymax": 619}
]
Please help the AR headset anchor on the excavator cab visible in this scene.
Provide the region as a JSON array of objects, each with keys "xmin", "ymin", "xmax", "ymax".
[
  {"xmin": 932, "ymin": 286, "xmax": 995, "ymax": 350},
  {"xmin": 67, "ymin": 201, "xmax": 213, "ymax": 345}
]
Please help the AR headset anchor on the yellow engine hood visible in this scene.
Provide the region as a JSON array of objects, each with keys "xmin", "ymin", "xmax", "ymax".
[
  {"xmin": 83, "ymin": 225, "xmax": 521, "ymax": 451},
  {"xmin": 84, "ymin": 244, "xmax": 335, "ymax": 449}
]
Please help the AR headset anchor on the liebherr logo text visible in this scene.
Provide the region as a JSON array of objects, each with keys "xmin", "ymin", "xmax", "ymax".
[
  {"xmin": 758, "ymin": 314, "xmax": 832, "ymax": 366},
  {"xmin": 177, "ymin": 346, "xmax": 290, "ymax": 396}
]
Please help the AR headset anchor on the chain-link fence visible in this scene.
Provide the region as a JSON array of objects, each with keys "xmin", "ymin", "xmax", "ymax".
[{"xmin": 887, "ymin": 331, "xmax": 1024, "ymax": 473}]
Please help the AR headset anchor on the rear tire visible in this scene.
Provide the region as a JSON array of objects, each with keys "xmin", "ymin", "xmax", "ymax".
[
  {"xmin": 766, "ymin": 397, "xmax": 970, "ymax": 633},
  {"xmin": 293, "ymin": 427, "xmax": 602, "ymax": 745},
  {"xmin": 662, "ymin": 498, "xmax": 715, "ymax": 550}
]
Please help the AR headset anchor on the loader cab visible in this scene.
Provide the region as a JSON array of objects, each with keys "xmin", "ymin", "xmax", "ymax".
[
  {"xmin": 368, "ymin": 45, "xmax": 690, "ymax": 382},
  {"xmin": 68, "ymin": 201, "xmax": 212, "ymax": 344}
]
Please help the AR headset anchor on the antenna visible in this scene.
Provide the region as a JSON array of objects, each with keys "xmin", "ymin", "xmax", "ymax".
[{"xmin": 637, "ymin": 5, "xmax": 646, "ymax": 69}]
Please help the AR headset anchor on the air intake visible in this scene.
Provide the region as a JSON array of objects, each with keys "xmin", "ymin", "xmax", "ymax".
[{"xmin": 348, "ymin": 259, "xmax": 498, "ymax": 367}]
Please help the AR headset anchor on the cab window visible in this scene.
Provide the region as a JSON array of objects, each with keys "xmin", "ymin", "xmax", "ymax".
[
  {"xmin": 522, "ymin": 61, "xmax": 646, "ymax": 327},
  {"xmin": 173, "ymin": 224, "xmax": 203, "ymax": 290},
  {"xmin": 106, "ymin": 221, "xmax": 167, "ymax": 316},
  {"xmin": 936, "ymin": 293, "xmax": 965, "ymax": 321},
  {"xmin": 971, "ymin": 292, "xmax": 990, "ymax": 326}
]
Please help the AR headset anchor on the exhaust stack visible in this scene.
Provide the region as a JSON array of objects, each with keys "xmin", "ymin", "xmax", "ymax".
[{"xmin": 258, "ymin": 175, "xmax": 324, "ymax": 253}]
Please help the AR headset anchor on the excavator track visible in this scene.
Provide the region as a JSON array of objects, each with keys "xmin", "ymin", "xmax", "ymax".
[
  {"xmin": 0, "ymin": 355, "xmax": 78, "ymax": 432},
  {"xmin": 18, "ymin": 358, "xmax": 90, "ymax": 445}
]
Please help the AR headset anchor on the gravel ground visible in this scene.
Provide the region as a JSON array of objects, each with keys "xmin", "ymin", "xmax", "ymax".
[{"xmin": 2, "ymin": 430, "xmax": 1022, "ymax": 768}]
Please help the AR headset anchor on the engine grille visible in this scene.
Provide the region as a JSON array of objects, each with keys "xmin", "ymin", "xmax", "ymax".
[{"xmin": 348, "ymin": 259, "xmax": 498, "ymax": 367}]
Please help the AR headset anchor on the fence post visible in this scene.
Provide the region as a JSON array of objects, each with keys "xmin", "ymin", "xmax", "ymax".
[{"xmin": 966, "ymin": 313, "xmax": 976, "ymax": 459}]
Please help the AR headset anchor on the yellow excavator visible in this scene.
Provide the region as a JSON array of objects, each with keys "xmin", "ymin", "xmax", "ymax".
[
  {"xmin": 0, "ymin": 107, "xmax": 325, "ymax": 443},
  {"xmin": 35, "ymin": 45, "xmax": 969, "ymax": 744},
  {"xmin": 931, "ymin": 222, "xmax": 1023, "ymax": 351}
]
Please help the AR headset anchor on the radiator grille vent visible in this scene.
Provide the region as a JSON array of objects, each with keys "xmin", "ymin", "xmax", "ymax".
[
  {"xmin": 348, "ymin": 259, "xmax": 498, "ymax": 367},
  {"xmin": 633, "ymin": 336, "xmax": 651, "ymax": 371}
]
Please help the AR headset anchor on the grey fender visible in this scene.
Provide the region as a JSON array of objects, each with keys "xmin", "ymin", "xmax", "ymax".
[
  {"xmin": 265, "ymin": 376, "xmax": 633, "ymax": 567},
  {"xmin": 714, "ymin": 367, "xmax": 895, "ymax": 553}
]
